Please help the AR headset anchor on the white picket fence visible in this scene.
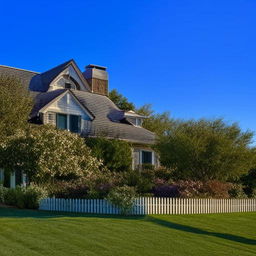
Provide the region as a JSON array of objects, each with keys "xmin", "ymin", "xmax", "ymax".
[{"xmin": 39, "ymin": 197, "xmax": 256, "ymax": 215}]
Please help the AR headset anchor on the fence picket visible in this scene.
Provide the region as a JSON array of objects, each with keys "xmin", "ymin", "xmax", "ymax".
[{"xmin": 39, "ymin": 197, "xmax": 256, "ymax": 215}]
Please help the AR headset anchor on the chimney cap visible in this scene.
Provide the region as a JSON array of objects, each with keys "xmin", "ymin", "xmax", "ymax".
[{"xmin": 86, "ymin": 64, "xmax": 107, "ymax": 71}]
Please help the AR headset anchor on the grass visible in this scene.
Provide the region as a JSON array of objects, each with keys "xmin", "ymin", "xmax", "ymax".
[{"xmin": 0, "ymin": 207, "xmax": 255, "ymax": 256}]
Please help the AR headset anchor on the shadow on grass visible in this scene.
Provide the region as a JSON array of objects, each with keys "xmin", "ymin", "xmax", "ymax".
[
  {"xmin": 0, "ymin": 207, "xmax": 144, "ymax": 220},
  {"xmin": 147, "ymin": 216, "xmax": 256, "ymax": 246},
  {"xmin": 1, "ymin": 207, "xmax": 255, "ymax": 246}
]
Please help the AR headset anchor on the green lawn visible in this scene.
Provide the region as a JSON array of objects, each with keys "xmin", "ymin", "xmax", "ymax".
[{"xmin": 0, "ymin": 207, "xmax": 255, "ymax": 256}]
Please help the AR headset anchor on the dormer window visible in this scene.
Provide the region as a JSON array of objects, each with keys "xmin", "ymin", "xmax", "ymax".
[
  {"xmin": 136, "ymin": 118, "xmax": 143, "ymax": 127},
  {"xmin": 124, "ymin": 111, "xmax": 146, "ymax": 127},
  {"xmin": 65, "ymin": 82, "xmax": 72, "ymax": 89}
]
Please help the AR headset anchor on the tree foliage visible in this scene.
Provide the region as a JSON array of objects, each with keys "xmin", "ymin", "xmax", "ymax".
[
  {"xmin": 0, "ymin": 75, "xmax": 32, "ymax": 140},
  {"xmin": 156, "ymin": 119, "xmax": 256, "ymax": 181},
  {"xmin": 85, "ymin": 137, "xmax": 132, "ymax": 172},
  {"xmin": 109, "ymin": 89, "xmax": 135, "ymax": 111},
  {"xmin": 1, "ymin": 125, "xmax": 102, "ymax": 183},
  {"xmin": 136, "ymin": 104, "xmax": 173, "ymax": 137}
]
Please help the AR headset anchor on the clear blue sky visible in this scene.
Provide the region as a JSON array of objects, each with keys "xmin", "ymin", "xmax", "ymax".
[{"xmin": 1, "ymin": 0, "xmax": 256, "ymax": 137}]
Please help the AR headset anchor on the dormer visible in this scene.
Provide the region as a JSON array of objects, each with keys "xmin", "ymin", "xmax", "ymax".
[
  {"xmin": 29, "ymin": 59, "xmax": 91, "ymax": 93},
  {"xmin": 48, "ymin": 65, "xmax": 88, "ymax": 92},
  {"xmin": 124, "ymin": 110, "xmax": 147, "ymax": 127}
]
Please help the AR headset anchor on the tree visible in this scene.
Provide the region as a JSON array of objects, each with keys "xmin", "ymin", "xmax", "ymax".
[
  {"xmin": 1, "ymin": 125, "xmax": 102, "ymax": 183},
  {"xmin": 156, "ymin": 119, "xmax": 256, "ymax": 181},
  {"xmin": 136, "ymin": 104, "xmax": 173, "ymax": 137},
  {"xmin": 0, "ymin": 75, "xmax": 32, "ymax": 140},
  {"xmin": 85, "ymin": 137, "xmax": 132, "ymax": 172},
  {"xmin": 109, "ymin": 89, "xmax": 135, "ymax": 111}
]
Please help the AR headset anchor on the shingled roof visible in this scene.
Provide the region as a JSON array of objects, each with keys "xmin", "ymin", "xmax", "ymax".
[
  {"xmin": 31, "ymin": 89, "xmax": 155, "ymax": 144},
  {"xmin": 0, "ymin": 65, "xmax": 39, "ymax": 97},
  {"xmin": 0, "ymin": 61, "xmax": 156, "ymax": 145},
  {"xmin": 71, "ymin": 90, "xmax": 155, "ymax": 144}
]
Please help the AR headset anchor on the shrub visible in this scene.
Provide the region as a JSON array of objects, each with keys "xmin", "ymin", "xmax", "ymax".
[
  {"xmin": 2, "ymin": 125, "xmax": 102, "ymax": 184},
  {"xmin": 4, "ymin": 188, "xmax": 18, "ymax": 206},
  {"xmin": 251, "ymin": 189, "xmax": 256, "ymax": 198},
  {"xmin": 122, "ymin": 170, "xmax": 153, "ymax": 195},
  {"xmin": 46, "ymin": 181, "xmax": 89, "ymax": 199},
  {"xmin": 23, "ymin": 185, "xmax": 48, "ymax": 209},
  {"xmin": 153, "ymin": 167, "xmax": 174, "ymax": 182},
  {"xmin": 107, "ymin": 186, "xmax": 137, "ymax": 215},
  {"xmin": 241, "ymin": 169, "xmax": 256, "ymax": 197},
  {"xmin": 203, "ymin": 180, "xmax": 232, "ymax": 198},
  {"xmin": 153, "ymin": 185, "xmax": 179, "ymax": 197},
  {"xmin": 228, "ymin": 184, "xmax": 247, "ymax": 199},
  {"xmin": 3, "ymin": 185, "xmax": 47, "ymax": 209},
  {"xmin": 85, "ymin": 137, "xmax": 132, "ymax": 172},
  {"xmin": 0, "ymin": 184, "xmax": 7, "ymax": 203}
]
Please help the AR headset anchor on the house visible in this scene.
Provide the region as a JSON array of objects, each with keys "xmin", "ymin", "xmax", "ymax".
[{"xmin": 0, "ymin": 60, "xmax": 158, "ymax": 187}]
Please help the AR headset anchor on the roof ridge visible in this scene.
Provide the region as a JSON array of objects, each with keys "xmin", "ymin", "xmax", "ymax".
[
  {"xmin": 0, "ymin": 64, "xmax": 39, "ymax": 74},
  {"xmin": 39, "ymin": 59, "xmax": 74, "ymax": 75}
]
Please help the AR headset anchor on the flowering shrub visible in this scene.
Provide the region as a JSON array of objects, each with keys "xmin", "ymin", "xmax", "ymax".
[
  {"xmin": 1, "ymin": 125, "xmax": 102, "ymax": 183},
  {"xmin": 107, "ymin": 186, "xmax": 137, "ymax": 215}
]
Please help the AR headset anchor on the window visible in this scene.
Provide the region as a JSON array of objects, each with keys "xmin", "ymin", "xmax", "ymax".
[
  {"xmin": 65, "ymin": 82, "xmax": 72, "ymax": 89},
  {"xmin": 57, "ymin": 114, "xmax": 67, "ymax": 130},
  {"xmin": 70, "ymin": 115, "xmax": 81, "ymax": 133},
  {"xmin": 136, "ymin": 118, "xmax": 142, "ymax": 127},
  {"xmin": 56, "ymin": 113, "xmax": 81, "ymax": 133},
  {"xmin": 142, "ymin": 151, "xmax": 153, "ymax": 164}
]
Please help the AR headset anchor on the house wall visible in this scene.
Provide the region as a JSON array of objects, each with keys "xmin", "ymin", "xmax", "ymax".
[{"xmin": 42, "ymin": 92, "xmax": 92, "ymax": 132}]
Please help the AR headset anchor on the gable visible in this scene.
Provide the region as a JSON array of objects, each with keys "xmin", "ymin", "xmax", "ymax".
[
  {"xmin": 29, "ymin": 60, "xmax": 91, "ymax": 93},
  {"xmin": 40, "ymin": 91, "xmax": 92, "ymax": 121},
  {"xmin": 48, "ymin": 65, "xmax": 88, "ymax": 92}
]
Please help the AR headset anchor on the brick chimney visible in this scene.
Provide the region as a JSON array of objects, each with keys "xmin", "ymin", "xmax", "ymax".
[{"xmin": 83, "ymin": 64, "xmax": 108, "ymax": 96}]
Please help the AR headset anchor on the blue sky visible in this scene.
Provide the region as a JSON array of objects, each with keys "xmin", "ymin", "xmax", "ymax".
[{"xmin": 1, "ymin": 0, "xmax": 256, "ymax": 138}]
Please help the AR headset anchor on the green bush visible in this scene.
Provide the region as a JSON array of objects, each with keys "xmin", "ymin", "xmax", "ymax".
[
  {"xmin": 122, "ymin": 170, "xmax": 153, "ymax": 195},
  {"xmin": 4, "ymin": 188, "xmax": 18, "ymax": 206},
  {"xmin": 0, "ymin": 184, "xmax": 7, "ymax": 203},
  {"xmin": 85, "ymin": 137, "xmax": 132, "ymax": 172},
  {"xmin": 3, "ymin": 185, "xmax": 47, "ymax": 209},
  {"xmin": 106, "ymin": 185, "xmax": 137, "ymax": 215},
  {"xmin": 23, "ymin": 185, "xmax": 48, "ymax": 209},
  {"xmin": 229, "ymin": 184, "xmax": 247, "ymax": 199}
]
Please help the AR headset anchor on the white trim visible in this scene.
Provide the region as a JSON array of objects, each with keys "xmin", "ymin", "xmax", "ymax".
[
  {"xmin": 40, "ymin": 91, "xmax": 94, "ymax": 120},
  {"xmin": 49, "ymin": 63, "xmax": 90, "ymax": 92}
]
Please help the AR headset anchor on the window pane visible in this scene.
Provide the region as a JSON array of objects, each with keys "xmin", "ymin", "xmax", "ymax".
[
  {"xmin": 142, "ymin": 151, "xmax": 152, "ymax": 164},
  {"xmin": 70, "ymin": 115, "xmax": 81, "ymax": 133},
  {"xmin": 57, "ymin": 114, "xmax": 67, "ymax": 130}
]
